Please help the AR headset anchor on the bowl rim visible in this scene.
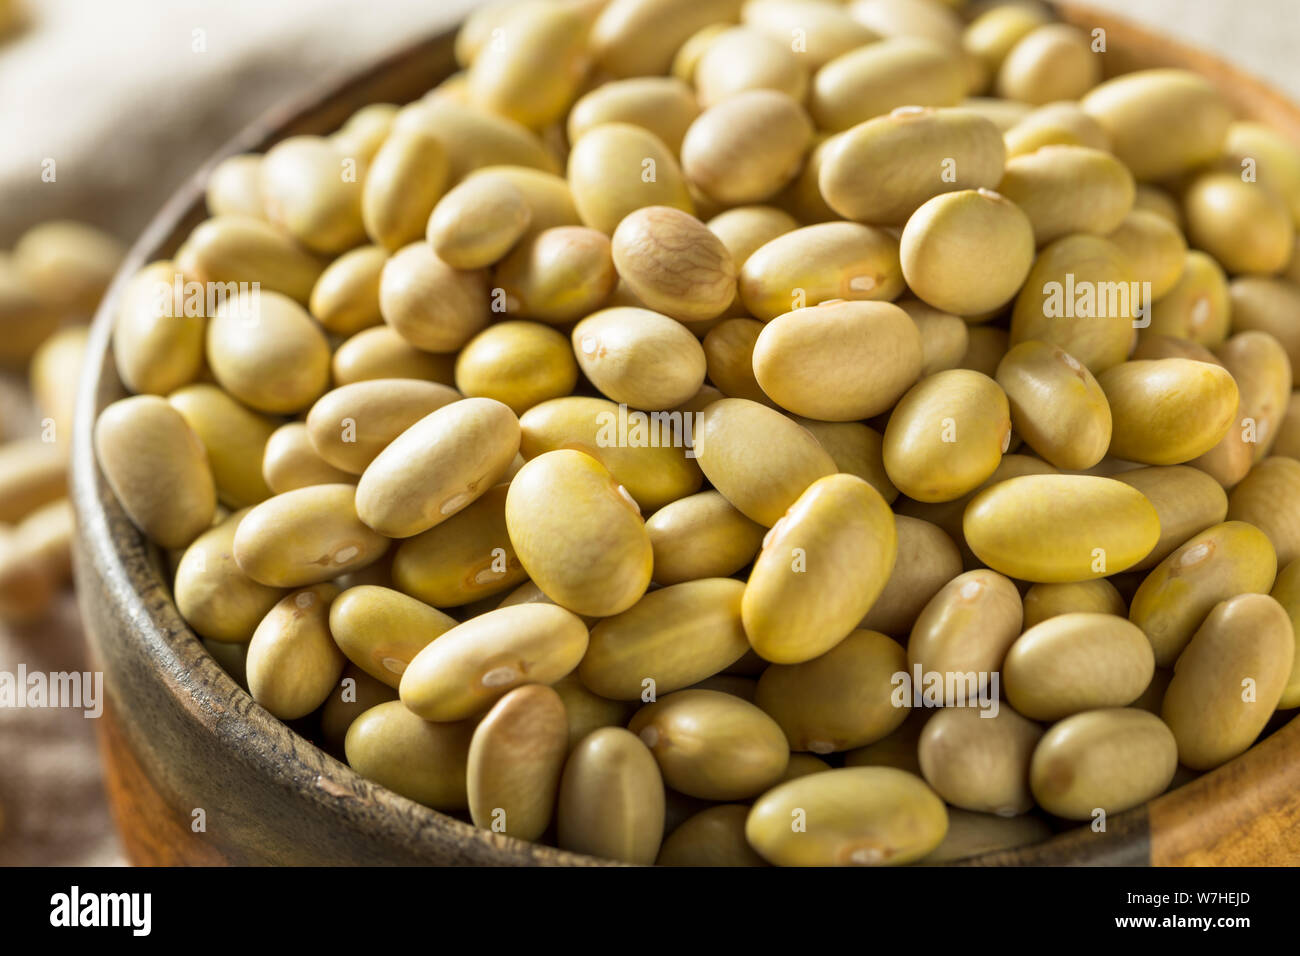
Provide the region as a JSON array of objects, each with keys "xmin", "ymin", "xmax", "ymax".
[{"xmin": 68, "ymin": 3, "xmax": 1298, "ymax": 868}]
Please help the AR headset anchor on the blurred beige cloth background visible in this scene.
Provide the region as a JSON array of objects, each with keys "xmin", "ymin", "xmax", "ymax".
[{"xmin": 0, "ymin": 0, "xmax": 1295, "ymax": 866}]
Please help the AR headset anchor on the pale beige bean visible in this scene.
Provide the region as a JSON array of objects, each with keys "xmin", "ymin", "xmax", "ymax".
[
  {"xmin": 400, "ymin": 602, "xmax": 588, "ymax": 721},
  {"xmin": 579, "ymin": 578, "xmax": 751, "ymax": 699},
  {"xmin": 743, "ymin": 474, "xmax": 898, "ymax": 664},
  {"xmin": 611, "ymin": 206, "xmax": 736, "ymax": 322},
  {"xmin": 646, "ymin": 491, "xmax": 765, "ymax": 586},
  {"xmin": 1004, "ymin": 613, "xmax": 1155, "ymax": 721},
  {"xmin": 262, "ymin": 423, "xmax": 356, "ymax": 495},
  {"xmin": 505, "ymin": 449, "xmax": 652, "ymax": 617},
  {"xmin": 328, "ymin": 584, "xmax": 457, "ymax": 688},
  {"xmin": 259, "ymin": 136, "xmax": 366, "ymax": 255},
  {"xmin": 111, "ymin": 261, "xmax": 206, "ymax": 396},
  {"xmin": 862, "ymin": 515, "xmax": 962, "ymax": 636},
  {"xmin": 694, "ymin": 398, "xmax": 835, "ymax": 526},
  {"xmin": 1029, "ymin": 708, "xmax": 1178, "ymax": 819},
  {"xmin": 305, "ymin": 379, "xmax": 460, "ymax": 475},
  {"xmin": 908, "ymin": 569, "xmax": 1022, "ymax": 692},
  {"xmin": 246, "ymin": 583, "xmax": 345, "ymax": 720},
  {"xmin": 206, "ymin": 290, "xmax": 331, "ymax": 414},
  {"xmin": 232, "ymin": 484, "xmax": 388, "ymax": 588},
  {"xmin": 571, "ymin": 307, "xmax": 708, "ymax": 410},
  {"xmin": 94, "ymin": 396, "xmax": 216, "ymax": 550},
  {"xmin": 556, "ymin": 726, "xmax": 665, "ymax": 864},
  {"xmin": 755, "ymin": 629, "xmax": 908, "ymax": 753},
  {"xmin": 566, "ymin": 123, "xmax": 693, "ymax": 234},
  {"xmin": 332, "ymin": 325, "xmax": 458, "ymax": 387},
  {"xmin": 918, "ymin": 706, "xmax": 1042, "ymax": 816},
  {"xmin": 379, "ymin": 242, "xmax": 490, "ymax": 352},
  {"xmin": 811, "ymin": 37, "xmax": 966, "ymax": 132},
  {"xmin": 362, "ymin": 130, "xmax": 449, "ymax": 250},
  {"xmin": 355, "ymin": 397, "xmax": 520, "ymax": 538},
  {"xmin": 309, "ymin": 245, "xmax": 386, "ymax": 335},
  {"xmin": 467, "ymin": 684, "xmax": 569, "ymax": 840},
  {"xmin": 753, "ymin": 301, "xmax": 923, "ymax": 421},
  {"xmin": 1163, "ymin": 594, "xmax": 1294, "ymax": 770},
  {"xmin": 567, "ymin": 76, "xmax": 700, "ymax": 154}
]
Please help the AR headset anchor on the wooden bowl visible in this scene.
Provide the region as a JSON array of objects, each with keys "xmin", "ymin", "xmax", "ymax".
[{"xmin": 71, "ymin": 4, "xmax": 1300, "ymax": 866}]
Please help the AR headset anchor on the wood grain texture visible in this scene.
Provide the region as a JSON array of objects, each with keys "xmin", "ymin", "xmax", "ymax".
[{"xmin": 72, "ymin": 4, "xmax": 1300, "ymax": 867}]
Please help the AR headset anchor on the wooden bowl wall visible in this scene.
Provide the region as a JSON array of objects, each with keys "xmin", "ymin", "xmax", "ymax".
[{"xmin": 70, "ymin": 4, "xmax": 1300, "ymax": 866}]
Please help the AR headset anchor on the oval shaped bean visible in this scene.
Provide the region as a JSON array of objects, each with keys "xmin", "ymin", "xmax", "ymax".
[
  {"xmin": 997, "ymin": 145, "xmax": 1135, "ymax": 246},
  {"xmin": 427, "ymin": 174, "xmax": 531, "ymax": 269},
  {"xmin": 1106, "ymin": 210, "xmax": 1187, "ymax": 300},
  {"xmin": 306, "ymin": 379, "xmax": 461, "ymax": 475},
  {"xmin": 400, "ymin": 602, "xmax": 588, "ymax": 721},
  {"xmin": 356, "ymin": 397, "xmax": 520, "ymax": 538},
  {"xmin": 997, "ymin": 24, "xmax": 1099, "ymax": 105},
  {"xmin": 572, "ymin": 306, "xmax": 708, "ymax": 410},
  {"xmin": 1009, "ymin": 234, "xmax": 1138, "ymax": 373},
  {"xmin": 1184, "ymin": 171, "xmax": 1294, "ymax": 276},
  {"xmin": 567, "ymin": 123, "xmax": 693, "ymax": 235},
  {"xmin": 901, "ymin": 189, "xmax": 1035, "ymax": 316},
  {"xmin": 180, "ymin": 215, "xmax": 325, "ymax": 304},
  {"xmin": 1162, "ymin": 593, "xmax": 1294, "ymax": 770},
  {"xmin": 579, "ymin": 578, "xmax": 751, "ymax": 699},
  {"xmin": 262, "ymin": 423, "xmax": 356, "ymax": 495},
  {"xmin": 755, "ymin": 629, "xmax": 908, "ymax": 753},
  {"xmin": 995, "ymin": 341, "xmax": 1111, "ymax": 470},
  {"xmin": 309, "ymin": 244, "xmax": 386, "ymax": 335},
  {"xmin": 963, "ymin": 475, "xmax": 1160, "ymax": 582},
  {"xmin": 646, "ymin": 491, "xmax": 765, "ymax": 585},
  {"xmin": 112, "ymin": 261, "xmax": 206, "ymax": 396},
  {"xmin": 1147, "ymin": 250, "xmax": 1230, "ymax": 346},
  {"xmin": 1021, "ymin": 579, "xmax": 1127, "ymax": 628},
  {"xmin": 1081, "ymin": 69, "xmax": 1231, "ymax": 181},
  {"xmin": 811, "ymin": 37, "xmax": 965, "ymax": 132},
  {"xmin": 1029, "ymin": 708, "xmax": 1177, "ymax": 819},
  {"xmin": 681, "ymin": 89, "xmax": 813, "ymax": 205},
  {"xmin": 567, "ymin": 76, "xmax": 700, "ymax": 155},
  {"xmin": 795, "ymin": 418, "xmax": 898, "ymax": 504},
  {"xmin": 746, "ymin": 766, "xmax": 948, "ymax": 866},
  {"xmin": 494, "ymin": 226, "xmax": 618, "ymax": 324},
  {"xmin": 467, "ymin": 684, "xmax": 568, "ymax": 840},
  {"xmin": 1004, "ymin": 613, "xmax": 1155, "ymax": 721},
  {"xmin": 328, "ymin": 584, "xmax": 457, "ymax": 687},
  {"xmin": 657, "ymin": 804, "xmax": 767, "ymax": 867},
  {"xmin": 392, "ymin": 484, "xmax": 526, "ymax": 607},
  {"xmin": 694, "ymin": 398, "xmax": 835, "ymax": 526},
  {"xmin": 1099, "ymin": 358, "xmax": 1238, "ymax": 465},
  {"xmin": 1128, "ymin": 520, "xmax": 1277, "ymax": 666},
  {"xmin": 1003, "ymin": 101, "xmax": 1109, "ymax": 158},
  {"xmin": 233, "ymin": 484, "xmax": 389, "ymax": 587},
  {"xmin": 168, "ymin": 384, "xmax": 277, "ymax": 509},
  {"xmin": 344, "ymin": 700, "xmax": 474, "ymax": 810},
  {"xmin": 505, "ymin": 449, "xmax": 652, "ymax": 616},
  {"xmin": 260, "ymin": 136, "xmax": 366, "ymax": 255},
  {"xmin": 557, "ymin": 726, "xmax": 669, "ymax": 870},
  {"xmin": 174, "ymin": 509, "xmax": 285, "ymax": 644},
  {"xmin": 1228, "ymin": 456, "xmax": 1300, "ymax": 565},
  {"xmin": 739, "ymin": 221, "xmax": 904, "ymax": 320},
  {"xmin": 362, "ymin": 129, "xmax": 449, "ymax": 250},
  {"xmin": 379, "ymin": 242, "xmax": 489, "ymax": 352},
  {"xmin": 246, "ymin": 583, "xmax": 345, "ymax": 720},
  {"xmin": 611, "ymin": 206, "xmax": 736, "ymax": 323},
  {"xmin": 820, "ymin": 106, "xmax": 1006, "ymax": 227},
  {"xmin": 206, "ymin": 289, "xmax": 331, "ymax": 414},
  {"xmin": 94, "ymin": 396, "xmax": 216, "ymax": 550},
  {"xmin": 332, "ymin": 325, "xmax": 458, "ymax": 387},
  {"xmin": 743, "ymin": 474, "xmax": 898, "ymax": 664},
  {"xmin": 862, "ymin": 516, "xmax": 962, "ymax": 636},
  {"xmin": 630, "ymin": 689, "xmax": 788, "ymax": 800},
  {"xmin": 908, "ymin": 569, "xmax": 1022, "ymax": 688},
  {"xmin": 882, "ymin": 369, "xmax": 1010, "ymax": 502},
  {"xmin": 753, "ymin": 301, "xmax": 923, "ymax": 421},
  {"xmin": 918, "ymin": 706, "xmax": 1042, "ymax": 816}
]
